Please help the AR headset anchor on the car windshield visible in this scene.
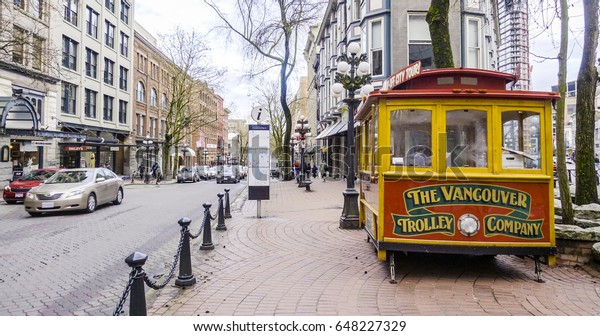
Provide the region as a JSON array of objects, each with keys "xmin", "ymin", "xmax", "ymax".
[
  {"xmin": 224, "ymin": 167, "xmax": 233, "ymax": 174},
  {"xmin": 45, "ymin": 171, "xmax": 92, "ymax": 184},
  {"xmin": 20, "ymin": 170, "xmax": 56, "ymax": 181}
]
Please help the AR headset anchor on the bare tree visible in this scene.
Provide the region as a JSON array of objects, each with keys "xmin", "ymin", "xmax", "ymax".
[
  {"xmin": 574, "ymin": 0, "xmax": 599, "ymax": 205},
  {"xmin": 0, "ymin": 1, "xmax": 63, "ymax": 83},
  {"xmin": 158, "ymin": 27, "xmax": 226, "ymax": 177},
  {"xmin": 204, "ymin": 0, "xmax": 323, "ymax": 180},
  {"xmin": 426, "ymin": 0, "xmax": 455, "ymax": 68},
  {"xmin": 555, "ymin": 0, "xmax": 575, "ymax": 223},
  {"xmin": 252, "ymin": 79, "xmax": 289, "ymax": 162}
]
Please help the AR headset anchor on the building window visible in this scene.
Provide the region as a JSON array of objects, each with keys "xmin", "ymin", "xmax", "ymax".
[
  {"xmin": 466, "ymin": 18, "xmax": 482, "ymax": 68},
  {"xmin": 105, "ymin": 21, "xmax": 115, "ymax": 48},
  {"xmin": 85, "ymin": 48, "xmax": 98, "ymax": 78},
  {"xmin": 62, "ymin": 35, "xmax": 78, "ymax": 70},
  {"xmin": 353, "ymin": 0, "xmax": 361, "ymax": 20},
  {"xmin": 61, "ymin": 82, "xmax": 77, "ymax": 115},
  {"xmin": 161, "ymin": 93, "xmax": 168, "ymax": 109},
  {"xmin": 103, "ymin": 95, "xmax": 114, "ymax": 121},
  {"xmin": 32, "ymin": 35, "xmax": 44, "ymax": 70},
  {"xmin": 370, "ymin": 20, "xmax": 383, "ymax": 76},
  {"xmin": 119, "ymin": 66, "xmax": 128, "ymax": 90},
  {"xmin": 12, "ymin": 26, "xmax": 25, "ymax": 65},
  {"xmin": 118, "ymin": 100, "xmax": 127, "ymax": 124},
  {"xmin": 150, "ymin": 88, "xmax": 157, "ymax": 107},
  {"xmin": 105, "ymin": 0, "xmax": 115, "ymax": 12},
  {"xmin": 466, "ymin": 0, "xmax": 482, "ymax": 10},
  {"xmin": 14, "ymin": 0, "xmax": 25, "ymax": 10},
  {"xmin": 119, "ymin": 32, "xmax": 129, "ymax": 57},
  {"xmin": 149, "ymin": 117, "xmax": 156, "ymax": 137},
  {"xmin": 120, "ymin": 0, "xmax": 130, "ymax": 24},
  {"xmin": 136, "ymin": 81, "xmax": 145, "ymax": 102},
  {"xmin": 63, "ymin": 0, "xmax": 78, "ymax": 26},
  {"xmin": 408, "ymin": 14, "xmax": 434, "ymax": 69},
  {"xmin": 86, "ymin": 6, "xmax": 98, "ymax": 38},
  {"xmin": 103, "ymin": 58, "xmax": 114, "ymax": 85},
  {"xmin": 31, "ymin": 0, "xmax": 44, "ymax": 20},
  {"xmin": 84, "ymin": 89, "xmax": 97, "ymax": 118}
]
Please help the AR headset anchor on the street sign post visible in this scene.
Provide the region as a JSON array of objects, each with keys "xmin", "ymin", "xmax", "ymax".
[{"xmin": 248, "ymin": 124, "xmax": 270, "ymax": 218}]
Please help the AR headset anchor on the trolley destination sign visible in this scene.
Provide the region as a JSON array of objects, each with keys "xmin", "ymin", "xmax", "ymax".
[
  {"xmin": 381, "ymin": 61, "xmax": 422, "ymax": 90},
  {"xmin": 391, "ymin": 184, "xmax": 544, "ymax": 239}
]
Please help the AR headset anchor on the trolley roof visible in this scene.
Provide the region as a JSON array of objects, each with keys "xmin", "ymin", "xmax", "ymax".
[{"xmin": 357, "ymin": 65, "xmax": 559, "ymax": 121}]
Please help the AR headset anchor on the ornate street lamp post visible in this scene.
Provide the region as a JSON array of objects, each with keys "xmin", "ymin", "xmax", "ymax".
[
  {"xmin": 331, "ymin": 41, "xmax": 374, "ymax": 229},
  {"xmin": 294, "ymin": 115, "xmax": 312, "ymax": 187},
  {"xmin": 182, "ymin": 144, "xmax": 188, "ymax": 167},
  {"xmin": 142, "ymin": 135, "xmax": 153, "ymax": 184}
]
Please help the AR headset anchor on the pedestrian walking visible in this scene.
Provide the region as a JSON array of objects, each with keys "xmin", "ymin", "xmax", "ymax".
[
  {"xmin": 319, "ymin": 162, "xmax": 327, "ymax": 182},
  {"xmin": 312, "ymin": 164, "xmax": 318, "ymax": 178}
]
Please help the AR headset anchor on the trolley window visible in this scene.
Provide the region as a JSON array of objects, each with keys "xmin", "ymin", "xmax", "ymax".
[
  {"xmin": 446, "ymin": 109, "xmax": 488, "ymax": 168},
  {"xmin": 502, "ymin": 111, "xmax": 541, "ymax": 169},
  {"xmin": 390, "ymin": 109, "xmax": 432, "ymax": 167}
]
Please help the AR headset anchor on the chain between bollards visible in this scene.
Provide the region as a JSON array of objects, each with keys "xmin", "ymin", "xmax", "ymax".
[
  {"xmin": 175, "ymin": 217, "xmax": 196, "ymax": 287},
  {"xmin": 200, "ymin": 203, "xmax": 215, "ymax": 250},
  {"xmin": 215, "ymin": 193, "xmax": 227, "ymax": 231},
  {"xmin": 224, "ymin": 188, "xmax": 232, "ymax": 218}
]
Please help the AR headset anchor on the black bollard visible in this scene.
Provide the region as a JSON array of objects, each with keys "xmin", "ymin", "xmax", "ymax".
[
  {"xmin": 215, "ymin": 193, "xmax": 227, "ymax": 231},
  {"xmin": 224, "ymin": 188, "xmax": 232, "ymax": 219},
  {"xmin": 200, "ymin": 203, "xmax": 215, "ymax": 250},
  {"xmin": 175, "ymin": 217, "xmax": 196, "ymax": 287},
  {"xmin": 124, "ymin": 252, "xmax": 148, "ymax": 316}
]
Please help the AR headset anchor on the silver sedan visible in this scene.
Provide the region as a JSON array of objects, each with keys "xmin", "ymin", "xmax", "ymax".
[{"xmin": 24, "ymin": 168, "xmax": 124, "ymax": 216}]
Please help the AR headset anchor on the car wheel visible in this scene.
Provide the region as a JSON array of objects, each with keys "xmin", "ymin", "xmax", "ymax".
[
  {"xmin": 28, "ymin": 212, "xmax": 43, "ymax": 217},
  {"xmin": 113, "ymin": 188, "xmax": 123, "ymax": 205},
  {"xmin": 85, "ymin": 193, "xmax": 97, "ymax": 213}
]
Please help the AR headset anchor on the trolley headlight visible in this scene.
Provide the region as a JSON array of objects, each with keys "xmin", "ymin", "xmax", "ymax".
[{"xmin": 458, "ymin": 214, "xmax": 480, "ymax": 237}]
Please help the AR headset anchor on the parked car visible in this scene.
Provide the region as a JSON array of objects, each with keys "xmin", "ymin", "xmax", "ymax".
[
  {"xmin": 23, "ymin": 168, "xmax": 124, "ymax": 216},
  {"xmin": 3, "ymin": 168, "xmax": 60, "ymax": 204},
  {"xmin": 196, "ymin": 165, "xmax": 211, "ymax": 180},
  {"xmin": 208, "ymin": 166, "xmax": 217, "ymax": 179},
  {"xmin": 177, "ymin": 167, "xmax": 199, "ymax": 183},
  {"xmin": 216, "ymin": 165, "xmax": 238, "ymax": 184}
]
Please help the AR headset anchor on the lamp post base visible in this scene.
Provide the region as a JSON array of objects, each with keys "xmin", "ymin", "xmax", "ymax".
[{"xmin": 340, "ymin": 188, "xmax": 361, "ymax": 229}]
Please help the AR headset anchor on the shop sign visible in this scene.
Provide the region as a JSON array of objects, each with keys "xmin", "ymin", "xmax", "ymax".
[
  {"xmin": 391, "ymin": 184, "xmax": 544, "ymax": 239},
  {"xmin": 64, "ymin": 146, "xmax": 87, "ymax": 151},
  {"xmin": 206, "ymin": 144, "xmax": 217, "ymax": 149},
  {"xmin": 110, "ymin": 147, "xmax": 119, "ymax": 151},
  {"xmin": 31, "ymin": 141, "xmax": 52, "ymax": 146}
]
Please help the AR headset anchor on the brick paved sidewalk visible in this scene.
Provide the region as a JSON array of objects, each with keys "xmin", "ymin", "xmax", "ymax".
[{"xmin": 147, "ymin": 178, "xmax": 600, "ymax": 316}]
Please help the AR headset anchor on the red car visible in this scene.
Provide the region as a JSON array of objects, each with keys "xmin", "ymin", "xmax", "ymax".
[{"xmin": 3, "ymin": 168, "xmax": 59, "ymax": 204}]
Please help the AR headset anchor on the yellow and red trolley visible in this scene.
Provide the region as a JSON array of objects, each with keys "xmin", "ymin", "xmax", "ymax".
[{"xmin": 356, "ymin": 64, "xmax": 558, "ymax": 282}]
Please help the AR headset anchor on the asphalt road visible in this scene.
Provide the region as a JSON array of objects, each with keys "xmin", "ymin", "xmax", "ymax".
[{"xmin": 0, "ymin": 179, "xmax": 245, "ymax": 316}]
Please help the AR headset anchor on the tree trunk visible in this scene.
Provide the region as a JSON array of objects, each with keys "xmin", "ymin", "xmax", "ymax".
[
  {"xmin": 426, "ymin": 0, "xmax": 454, "ymax": 68},
  {"xmin": 556, "ymin": 0, "xmax": 574, "ymax": 223},
  {"xmin": 574, "ymin": 0, "xmax": 600, "ymax": 205}
]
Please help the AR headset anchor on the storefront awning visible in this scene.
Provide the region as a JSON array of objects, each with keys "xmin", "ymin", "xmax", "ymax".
[
  {"xmin": 315, "ymin": 121, "xmax": 341, "ymax": 140},
  {"xmin": 334, "ymin": 121, "xmax": 360, "ymax": 136},
  {"xmin": 325, "ymin": 121, "xmax": 348, "ymax": 138},
  {"xmin": 169, "ymin": 147, "xmax": 197, "ymax": 157}
]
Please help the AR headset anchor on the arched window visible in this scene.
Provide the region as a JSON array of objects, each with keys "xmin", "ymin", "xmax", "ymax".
[
  {"xmin": 136, "ymin": 81, "xmax": 145, "ymax": 102},
  {"xmin": 150, "ymin": 88, "xmax": 157, "ymax": 106}
]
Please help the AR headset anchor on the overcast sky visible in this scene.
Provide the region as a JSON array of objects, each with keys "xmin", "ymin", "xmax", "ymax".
[{"xmin": 134, "ymin": 0, "xmax": 590, "ymax": 117}]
